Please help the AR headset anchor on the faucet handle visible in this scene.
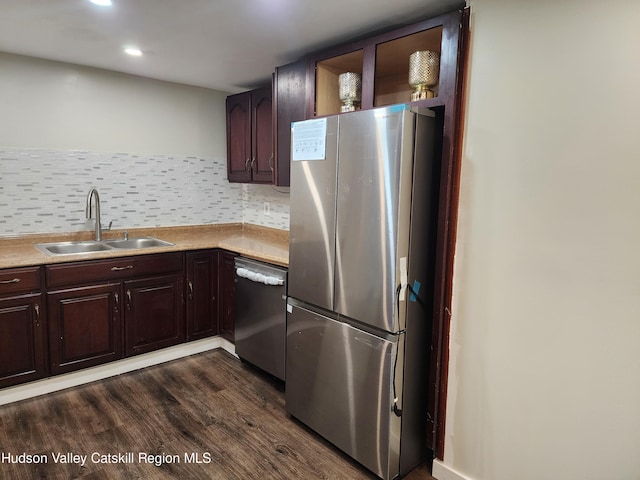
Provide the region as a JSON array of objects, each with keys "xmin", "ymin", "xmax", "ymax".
[
  {"xmin": 123, "ymin": 230, "xmax": 129, "ymax": 240},
  {"xmin": 102, "ymin": 220, "xmax": 113, "ymax": 231}
]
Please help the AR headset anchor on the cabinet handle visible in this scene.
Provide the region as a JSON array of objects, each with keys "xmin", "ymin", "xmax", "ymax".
[
  {"xmin": 268, "ymin": 154, "xmax": 274, "ymax": 173},
  {"xmin": 0, "ymin": 277, "xmax": 20, "ymax": 284},
  {"xmin": 188, "ymin": 280, "xmax": 193, "ymax": 298},
  {"xmin": 114, "ymin": 292, "xmax": 119, "ymax": 312},
  {"xmin": 251, "ymin": 157, "xmax": 256, "ymax": 172},
  {"xmin": 126, "ymin": 289, "xmax": 132, "ymax": 310},
  {"xmin": 111, "ymin": 265, "xmax": 134, "ymax": 271},
  {"xmin": 245, "ymin": 157, "xmax": 251, "ymax": 172},
  {"xmin": 34, "ymin": 303, "xmax": 40, "ymax": 327}
]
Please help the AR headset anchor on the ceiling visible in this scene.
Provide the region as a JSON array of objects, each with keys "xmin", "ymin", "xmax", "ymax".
[{"xmin": 0, "ymin": 0, "xmax": 463, "ymax": 94}]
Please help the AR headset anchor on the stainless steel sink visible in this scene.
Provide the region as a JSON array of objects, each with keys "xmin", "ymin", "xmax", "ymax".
[
  {"xmin": 103, "ymin": 237, "xmax": 174, "ymax": 249},
  {"xmin": 36, "ymin": 241, "xmax": 113, "ymax": 256},
  {"xmin": 36, "ymin": 237, "xmax": 174, "ymax": 256}
]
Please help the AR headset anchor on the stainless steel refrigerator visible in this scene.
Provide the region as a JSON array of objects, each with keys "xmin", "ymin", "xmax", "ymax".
[{"xmin": 286, "ymin": 104, "xmax": 439, "ymax": 480}]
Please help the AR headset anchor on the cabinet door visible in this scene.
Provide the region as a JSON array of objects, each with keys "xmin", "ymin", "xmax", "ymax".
[
  {"xmin": 226, "ymin": 91, "xmax": 252, "ymax": 182},
  {"xmin": 274, "ymin": 59, "xmax": 306, "ymax": 187},
  {"xmin": 251, "ymin": 86, "xmax": 274, "ymax": 183},
  {"xmin": 48, "ymin": 284, "xmax": 122, "ymax": 375},
  {"xmin": 0, "ymin": 294, "xmax": 47, "ymax": 388},
  {"xmin": 186, "ymin": 250, "xmax": 219, "ymax": 340},
  {"xmin": 219, "ymin": 251, "xmax": 237, "ymax": 342},
  {"xmin": 124, "ymin": 274, "xmax": 184, "ymax": 356}
]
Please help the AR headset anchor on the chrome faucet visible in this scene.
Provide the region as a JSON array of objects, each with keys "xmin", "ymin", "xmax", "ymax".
[{"xmin": 85, "ymin": 187, "xmax": 102, "ymax": 241}]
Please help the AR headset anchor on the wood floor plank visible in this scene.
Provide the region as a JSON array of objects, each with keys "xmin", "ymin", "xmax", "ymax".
[{"xmin": 0, "ymin": 350, "xmax": 435, "ymax": 480}]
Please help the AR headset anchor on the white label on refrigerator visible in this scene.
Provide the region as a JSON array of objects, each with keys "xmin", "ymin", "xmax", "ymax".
[{"xmin": 292, "ymin": 118, "xmax": 327, "ymax": 161}]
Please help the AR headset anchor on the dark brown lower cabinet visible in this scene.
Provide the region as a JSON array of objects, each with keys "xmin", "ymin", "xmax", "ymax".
[
  {"xmin": 2, "ymin": 249, "xmax": 240, "ymax": 387},
  {"xmin": 0, "ymin": 293, "xmax": 47, "ymax": 388},
  {"xmin": 47, "ymin": 283, "xmax": 122, "ymax": 375},
  {"xmin": 124, "ymin": 274, "xmax": 184, "ymax": 356},
  {"xmin": 45, "ymin": 252, "xmax": 184, "ymax": 375},
  {"xmin": 219, "ymin": 250, "xmax": 237, "ymax": 342},
  {"xmin": 186, "ymin": 250, "xmax": 219, "ymax": 341}
]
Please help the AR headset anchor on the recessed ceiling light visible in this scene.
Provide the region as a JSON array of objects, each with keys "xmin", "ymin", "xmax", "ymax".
[
  {"xmin": 124, "ymin": 47, "xmax": 143, "ymax": 57},
  {"xmin": 90, "ymin": 0, "xmax": 112, "ymax": 6}
]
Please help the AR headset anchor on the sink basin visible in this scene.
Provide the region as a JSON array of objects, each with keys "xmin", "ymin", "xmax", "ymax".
[
  {"xmin": 36, "ymin": 241, "xmax": 113, "ymax": 256},
  {"xmin": 36, "ymin": 237, "xmax": 174, "ymax": 256},
  {"xmin": 103, "ymin": 237, "xmax": 174, "ymax": 249}
]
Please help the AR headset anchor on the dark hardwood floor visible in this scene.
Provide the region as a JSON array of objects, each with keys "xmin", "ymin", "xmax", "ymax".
[{"xmin": 0, "ymin": 350, "xmax": 435, "ymax": 480}]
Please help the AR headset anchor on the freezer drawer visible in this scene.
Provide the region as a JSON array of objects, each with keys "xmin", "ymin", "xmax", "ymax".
[
  {"xmin": 286, "ymin": 302, "xmax": 400, "ymax": 479},
  {"xmin": 234, "ymin": 257, "xmax": 287, "ymax": 381}
]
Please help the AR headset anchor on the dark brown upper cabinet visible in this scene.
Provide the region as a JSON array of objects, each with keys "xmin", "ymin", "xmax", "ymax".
[
  {"xmin": 305, "ymin": 10, "xmax": 461, "ymax": 118},
  {"xmin": 273, "ymin": 59, "xmax": 306, "ymax": 187},
  {"xmin": 226, "ymin": 86, "xmax": 274, "ymax": 183}
]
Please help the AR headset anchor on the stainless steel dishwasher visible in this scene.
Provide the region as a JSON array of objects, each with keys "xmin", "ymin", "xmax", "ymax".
[{"xmin": 234, "ymin": 257, "xmax": 287, "ymax": 381}]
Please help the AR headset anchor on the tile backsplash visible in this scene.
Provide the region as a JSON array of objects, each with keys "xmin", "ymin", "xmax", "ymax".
[
  {"xmin": 242, "ymin": 183, "xmax": 290, "ymax": 229},
  {"xmin": 0, "ymin": 148, "xmax": 289, "ymax": 237}
]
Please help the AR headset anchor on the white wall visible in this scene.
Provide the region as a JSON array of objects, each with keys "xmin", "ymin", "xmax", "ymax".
[
  {"xmin": 438, "ymin": 1, "xmax": 640, "ymax": 479},
  {"xmin": 0, "ymin": 52, "xmax": 226, "ymax": 157}
]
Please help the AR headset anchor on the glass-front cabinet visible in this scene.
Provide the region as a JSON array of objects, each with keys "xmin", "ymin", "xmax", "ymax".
[{"xmin": 305, "ymin": 11, "xmax": 459, "ymax": 118}]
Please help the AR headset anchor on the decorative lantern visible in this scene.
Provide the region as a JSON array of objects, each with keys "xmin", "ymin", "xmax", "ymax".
[
  {"xmin": 408, "ymin": 50, "xmax": 440, "ymax": 101},
  {"xmin": 338, "ymin": 72, "xmax": 362, "ymax": 112}
]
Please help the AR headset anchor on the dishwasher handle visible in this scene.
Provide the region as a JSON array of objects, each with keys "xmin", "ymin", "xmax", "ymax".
[{"xmin": 236, "ymin": 267, "xmax": 284, "ymax": 286}]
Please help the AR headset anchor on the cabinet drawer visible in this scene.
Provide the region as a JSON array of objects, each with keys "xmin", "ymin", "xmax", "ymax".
[
  {"xmin": 0, "ymin": 266, "xmax": 41, "ymax": 296},
  {"xmin": 46, "ymin": 252, "xmax": 183, "ymax": 289}
]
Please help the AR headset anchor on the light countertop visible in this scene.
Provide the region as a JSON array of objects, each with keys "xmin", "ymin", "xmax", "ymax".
[{"xmin": 0, "ymin": 223, "xmax": 289, "ymax": 270}]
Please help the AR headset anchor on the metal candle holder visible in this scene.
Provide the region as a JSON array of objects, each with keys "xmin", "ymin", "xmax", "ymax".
[
  {"xmin": 408, "ymin": 50, "xmax": 440, "ymax": 101},
  {"xmin": 338, "ymin": 72, "xmax": 362, "ymax": 112}
]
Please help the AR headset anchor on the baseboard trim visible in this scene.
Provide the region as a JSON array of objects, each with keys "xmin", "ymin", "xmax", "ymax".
[
  {"xmin": 432, "ymin": 460, "xmax": 473, "ymax": 480},
  {"xmin": 1, "ymin": 336, "xmax": 235, "ymax": 406}
]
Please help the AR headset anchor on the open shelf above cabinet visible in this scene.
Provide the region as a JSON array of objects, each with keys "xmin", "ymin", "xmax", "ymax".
[
  {"xmin": 374, "ymin": 27, "xmax": 443, "ymax": 108},
  {"xmin": 316, "ymin": 50, "xmax": 363, "ymax": 117},
  {"xmin": 306, "ymin": 11, "xmax": 459, "ymax": 118}
]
